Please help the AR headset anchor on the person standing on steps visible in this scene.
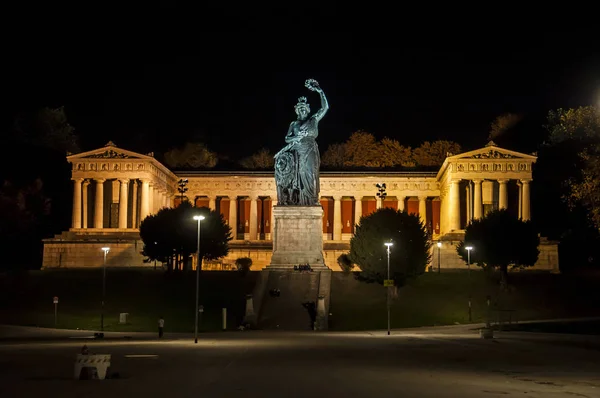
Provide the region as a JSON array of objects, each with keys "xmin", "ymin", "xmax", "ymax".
[{"xmin": 158, "ymin": 316, "xmax": 164, "ymax": 338}]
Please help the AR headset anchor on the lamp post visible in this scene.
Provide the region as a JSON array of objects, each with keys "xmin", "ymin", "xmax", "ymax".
[
  {"xmin": 465, "ymin": 245, "xmax": 473, "ymax": 322},
  {"xmin": 178, "ymin": 179, "xmax": 189, "ymax": 205},
  {"xmin": 436, "ymin": 241, "xmax": 442, "ymax": 273},
  {"xmin": 376, "ymin": 183, "xmax": 387, "ymax": 207},
  {"xmin": 101, "ymin": 247, "xmax": 110, "ymax": 332},
  {"xmin": 384, "ymin": 242, "xmax": 393, "ymax": 336},
  {"xmin": 193, "ymin": 215, "xmax": 205, "ymax": 344}
]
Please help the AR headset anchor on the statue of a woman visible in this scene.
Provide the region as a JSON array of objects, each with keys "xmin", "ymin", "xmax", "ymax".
[{"xmin": 274, "ymin": 79, "xmax": 329, "ymax": 206}]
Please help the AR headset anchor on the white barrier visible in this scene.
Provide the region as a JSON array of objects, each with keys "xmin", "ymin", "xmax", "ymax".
[{"xmin": 74, "ymin": 354, "xmax": 111, "ymax": 380}]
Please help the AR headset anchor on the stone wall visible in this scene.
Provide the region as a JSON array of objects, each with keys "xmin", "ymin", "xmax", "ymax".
[{"xmin": 43, "ymin": 231, "xmax": 559, "ymax": 273}]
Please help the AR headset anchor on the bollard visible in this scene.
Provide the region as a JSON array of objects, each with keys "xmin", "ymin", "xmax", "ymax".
[
  {"xmin": 243, "ymin": 294, "xmax": 256, "ymax": 327},
  {"xmin": 222, "ymin": 308, "xmax": 227, "ymax": 330}
]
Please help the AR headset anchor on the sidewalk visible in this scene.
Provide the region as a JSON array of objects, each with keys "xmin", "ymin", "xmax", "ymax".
[{"xmin": 0, "ymin": 324, "xmax": 192, "ymax": 342}]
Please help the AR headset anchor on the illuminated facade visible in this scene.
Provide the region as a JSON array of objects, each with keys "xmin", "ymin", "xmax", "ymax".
[{"xmin": 42, "ymin": 141, "xmax": 559, "ymax": 272}]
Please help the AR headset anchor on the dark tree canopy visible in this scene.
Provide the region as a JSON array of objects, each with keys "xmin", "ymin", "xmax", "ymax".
[
  {"xmin": 0, "ymin": 107, "xmax": 75, "ymax": 269},
  {"xmin": 457, "ymin": 209, "xmax": 539, "ymax": 286},
  {"xmin": 349, "ymin": 208, "xmax": 430, "ymax": 285},
  {"xmin": 139, "ymin": 202, "xmax": 232, "ymax": 270}
]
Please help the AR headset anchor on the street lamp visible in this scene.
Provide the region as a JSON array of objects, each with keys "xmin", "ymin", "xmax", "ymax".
[
  {"xmin": 465, "ymin": 245, "xmax": 473, "ymax": 322},
  {"xmin": 465, "ymin": 246, "xmax": 473, "ymax": 276},
  {"xmin": 384, "ymin": 242, "xmax": 393, "ymax": 336},
  {"xmin": 436, "ymin": 241, "xmax": 442, "ymax": 273},
  {"xmin": 101, "ymin": 247, "xmax": 110, "ymax": 332},
  {"xmin": 193, "ymin": 215, "xmax": 205, "ymax": 344}
]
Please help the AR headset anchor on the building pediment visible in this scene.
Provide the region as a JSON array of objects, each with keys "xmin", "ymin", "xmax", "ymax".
[
  {"xmin": 448, "ymin": 141, "xmax": 537, "ymax": 161},
  {"xmin": 67, "ymin": 141, "xmax": 153, "ymax": 161}
]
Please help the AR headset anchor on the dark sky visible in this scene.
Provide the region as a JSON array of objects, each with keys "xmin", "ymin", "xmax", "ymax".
[{"xmin": 4, "ymin": 8, "xmax": 600, "ymax": 160}]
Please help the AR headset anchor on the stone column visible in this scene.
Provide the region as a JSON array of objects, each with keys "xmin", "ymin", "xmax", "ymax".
[
  {"xmin": 82, "ymin": 180, "xmax": 90, "ymax": 229},
  {"xmin": 94, "ymin": 178, "xmax": 105, "ymax": 229},
  {"xmin": 140, "ymin": 179, "xmax": 150, "ymax": 222},
  {"xmin": 209, "ymin": 196, "xmax": 216, "ymax": 211},
  {"xmin": 521, "ymin": 179, "xmax": 531, "ymax": 221},
  {"xmin": 473, "ymin": 179, "xmax": 483, "ymax": 220},
  {"xmin": 229, "ymin": 197, "xmax": 237, "ymax": 239},
  {"xmin": 466, "ymin": 183, "xmax": 471, "ymax": 223},
  {"xmin": 333, "ymin": 196, "xmax": 343, "ymax": 241},
  {"xmin": 418, "ymin": 196, "xmax": 427, "ymax": 226},
  {"xmin": 131, "ymin": 180, "xmax": 138, "ymax": 228},
  {"xmin": 517, "ymin": 182, "xmax": 522, "ymax": 219},
  {"xmin": 354, "ymin": 196, "xmax": 362, "ymax": 228},
  {"xmin": 398, "ymin": 196, "xmax": 405, "ymax": 212},
  {"xmin": 161, "ymin": 189, "xmax": 167, "ymax": 209},
  {"xmin": 270, "ymin": 198, "xmax": 275, "ymax": 241},
  {"xmin": 498, "ymin": 179, "xmax": 509, "ymax": 210},
  {"xmin": 376, "ymin": 196, "xmax": 382, "ymax": 209},
  {"xmin": 249, "ymin": 196, "xmax": 258, "ymax": 240},
  {"xmin": 72, "ymin": 178, "xmax": 83, "ymax": 229},
  {"xmin": 148, "ymin": 182, "xmax": 154, "ymax": 215},
  {"xmin": 449, "ymin": 179, "xmax": 461, "ymax": 231},
  {"xmin": 118, "ymin": 178, "xmax": 129, "ymax": 229}
]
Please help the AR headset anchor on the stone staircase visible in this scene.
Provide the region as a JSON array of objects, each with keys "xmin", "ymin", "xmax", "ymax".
[{"xmin": 254, "ymin": 270, "xmax": 330, "ymax": 330}]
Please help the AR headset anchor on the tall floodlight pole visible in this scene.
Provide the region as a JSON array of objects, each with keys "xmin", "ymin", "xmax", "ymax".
[
  {"xmin": 384, "ymin": 242, "xmax": 393, "ymax": 336},
  {"xmin": 178, "ymin": 179, "xmax": 189, "ymax": 205},
  {"xmin": 193, "ymin": 215, "xmax": 205, "ymax": 344},
  {"xmin": 376, "ymin": 183, "xmax": 387, "ymax": 207},
  {"xmin": 465, "ymin": 245, "xmax": 473, "ymax": 322},
  {"xmin": 437, "ymin": 241, "xmax": 442, "ymax": 273},
  {"xmin": 101, "ymin": 247, "xmax": 110, "ymax": 332}
]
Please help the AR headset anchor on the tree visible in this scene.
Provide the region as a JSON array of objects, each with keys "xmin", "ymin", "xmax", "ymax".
[
  {"xmin": 488, "ymin": 113, "xmax": 524, "ymax": 142},
  {"xmin": 10, "ymin": 106, "xmax": 80, "ymax": 154},
  {"xmin": 0, "ymin": 179, "xmax": 52, "ymax": 270},
  {"xmin": 543, "ymin": 106, "xmax": 600, "ymax": 230},
  {"xmin": 336, "ymin": 253, "xmax": 353, "ymax": 273},
  {"xmin": 377, "ymin": 138, "xmax": 415, "ymax": 167},
  {"xmin": 234, "ymin": 257, "xmax": 253, "ymax": 276},
  {"xmin": 349, "ymin": 208, "xmax": 430, "ymax": 285},
  {"xmin": 321, "ymin": 143, "xmax": 346, "ymax": 168},
  {"xmin": 139, "ymin": 202, "xmax": 232, "ymax": 271},
  {"xmin": 239, "ymin": 148, "xmax": 274, "ymax": 169},
  {"xmin": 163, "ymin": 142, "xmax": 218, "ymax": 169},
  {"xmin": 343, "ymin": 131, "xmax": 381, "ymax": 167},
  {"xmin": 0, "ymin": 108, "xmax": 75, "ymax": 270},
  {"xmin": 412, "ymin": 140, "xmax": 461, "ymax": 167},
  {"xmin": 457, "ymin": 209, "xmax": 539, "ymax": 288}
]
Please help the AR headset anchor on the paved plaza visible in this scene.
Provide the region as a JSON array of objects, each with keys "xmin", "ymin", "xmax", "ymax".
[{"xmin": 1, "ymin": 325, "xmax": 599, "ymax": 398}]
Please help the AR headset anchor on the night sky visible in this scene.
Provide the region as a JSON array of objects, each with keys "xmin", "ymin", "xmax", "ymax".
[{"xmin": 4, "ymin": 10, "xmax": 600, "ymax": 160}]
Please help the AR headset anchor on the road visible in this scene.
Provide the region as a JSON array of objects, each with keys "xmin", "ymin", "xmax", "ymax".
[{"xmin": 1, "ymin": 326, "xmax": 599, "ymax": 397}]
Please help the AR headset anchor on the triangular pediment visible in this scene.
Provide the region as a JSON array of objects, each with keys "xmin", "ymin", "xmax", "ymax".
[
  {"xmin": 448, "ymin": 141, "xmax": 537, "ymax": 161},
  {"xmin": 67, "ymin": 141, "xmax": 153, "ymax": 161}
]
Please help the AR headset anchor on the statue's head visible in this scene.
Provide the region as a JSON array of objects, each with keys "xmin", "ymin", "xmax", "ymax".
[{"xmin": 294, "ymin": 97, "xmax": 310, "ymax": 119}]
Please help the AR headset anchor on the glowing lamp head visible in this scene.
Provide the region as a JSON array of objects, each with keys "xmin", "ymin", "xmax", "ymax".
[
  {"xmin": 384, "ymin": 242, "xmax": 393, "ymax": 248},
  {"xmin": 193, "ymin": 215, "xmax": 205, "ymax": 221},
  {"xmin": 101, "ymin": 247, "xmax": 110, "ymax": 253},
  {"xmin": 437, "ymin": 242, "xmax": 442, "ymax": 248},
  {"xmin": 465, "ymin": 246, "xmax": 473, "ymax": 251}
]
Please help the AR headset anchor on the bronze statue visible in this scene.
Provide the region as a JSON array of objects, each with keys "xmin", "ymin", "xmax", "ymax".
[{"xmin": 274, "ymin": 79, "xmax": 329, "ymax": 205}]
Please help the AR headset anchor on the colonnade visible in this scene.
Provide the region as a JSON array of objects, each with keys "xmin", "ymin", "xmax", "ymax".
[
  {"xmin": 447, "ymin": 178, "xmax": 532, "ymax": 231},
  {"xmin": 71, "ymin": 178, "xmax": 171, "ymax": 229},
  {"xmin": 190, "ymin": 194, "xmax": 439, "ymax": 241}
]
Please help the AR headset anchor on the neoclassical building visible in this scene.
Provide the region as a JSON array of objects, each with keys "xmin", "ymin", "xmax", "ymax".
[{"xmin": 42, "ymin": 141, "xmax": 559, "ymax": 272}]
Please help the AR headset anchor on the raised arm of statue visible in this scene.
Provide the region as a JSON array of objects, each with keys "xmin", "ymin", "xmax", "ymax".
[{"xmin": 305, "ymin": 79, "xmax": 328, "ymax": 122}]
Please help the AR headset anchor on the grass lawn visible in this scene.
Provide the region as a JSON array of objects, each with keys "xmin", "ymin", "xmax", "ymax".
[
  {"xmin": 329, "ymin": 271, "xmax": 600, "ymax": 331},
  {"xmin": 0, "ymin": 269, "xmax": 257, "ymax": 333},
  {"xmin": 2, "ymin": 268, "xmax": 600, "ymax": 333}
]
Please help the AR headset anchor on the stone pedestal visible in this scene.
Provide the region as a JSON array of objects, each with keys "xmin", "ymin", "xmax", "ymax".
[{"xmin": 267, "ymin": 206, "xmax": 328, "ymax": 270}]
